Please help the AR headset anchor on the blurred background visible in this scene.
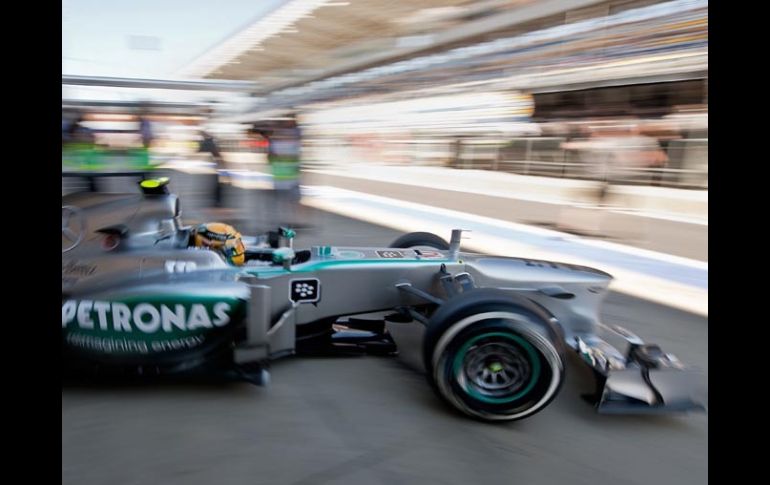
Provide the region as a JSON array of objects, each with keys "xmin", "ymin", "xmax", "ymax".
[{"xmin": 62, "ymin": 1, "xmax": 707, "ymax": 484}]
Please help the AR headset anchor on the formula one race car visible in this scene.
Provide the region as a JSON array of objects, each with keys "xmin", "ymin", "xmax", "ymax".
[{"xmin": 62, "ymin": 178, "xmax": 706, "ymax": 422}]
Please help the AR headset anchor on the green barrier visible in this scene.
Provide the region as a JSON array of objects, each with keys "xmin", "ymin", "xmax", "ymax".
[
  {"xmin": 128, "ymin": 147, "xmax": 154, "ymax": 170},
  {"xmin": 62, "ymin": 145, "xmax": 156, "ymax": 172},
  {"xmin": 62, "ymin": 143, "xmax": 103, "ymax": 171},
  {"xmin": 269, "ymin": 156, "xmax": 300, "ymax": 181}
]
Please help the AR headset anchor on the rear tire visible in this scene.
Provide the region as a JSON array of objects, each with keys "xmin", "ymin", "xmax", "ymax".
[
  {"xmin": 423, "ymin": 288, "xmax": 565, "ymax": 422},
  {"xmin": 389, "ymin": 232, "xmax": 449, "ymax": 250}
]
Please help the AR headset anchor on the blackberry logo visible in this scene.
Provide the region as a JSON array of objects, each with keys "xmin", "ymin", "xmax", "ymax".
[
  {"xmin": 294, "ymin": 283, "xmax": 314, "ymax": 298},
  {"xmin": 290, "ymin": 279, "xmax": 320, "ymax": 303}
]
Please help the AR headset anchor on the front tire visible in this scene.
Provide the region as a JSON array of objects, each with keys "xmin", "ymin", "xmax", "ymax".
[{"xmin": 423, "ymin": 289, "xmax": 565, "ymax": 422}]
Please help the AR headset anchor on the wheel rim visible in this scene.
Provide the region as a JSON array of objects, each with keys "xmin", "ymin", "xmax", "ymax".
[
  {"xmin": 432, "ymin": 311, "xmax": 564, "ymax": 421},
  {"xmin": 452, "ymin": 332, "xmax": 540, "ymax": 404}
]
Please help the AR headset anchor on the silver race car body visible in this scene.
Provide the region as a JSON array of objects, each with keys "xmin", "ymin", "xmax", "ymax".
[{"xmin": 62, "ymin": 182, "xmax": 706, "ymax": 422}]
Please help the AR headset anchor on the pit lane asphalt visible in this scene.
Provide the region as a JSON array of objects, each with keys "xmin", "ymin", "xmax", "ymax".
[{"xmin": 62, "ymin": 175, "xmax": 707, "ymax": 485}]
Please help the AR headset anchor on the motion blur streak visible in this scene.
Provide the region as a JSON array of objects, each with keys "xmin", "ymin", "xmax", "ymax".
[{"xmin": 63, "ymin": 1, "xmax": 707, "ymax": 484}]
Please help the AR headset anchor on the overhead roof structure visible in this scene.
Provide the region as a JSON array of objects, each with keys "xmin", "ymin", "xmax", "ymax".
[
  {"xmin": 62, "ymin": 75, "xmax": 258, "ymax": 92},
  {"xmin": 179, "ymin": 0, "xmax": 602, "ymax": 92},
  {"xmin": 176, "ymin": 0, "xmax": 708, "ymax": 125},
  {"xmin": 192, "ymin": 0, "xmax": 705, "ymax": 122},
  {"xmin": 61, "ymin": 99, "xmax": 215, "ymax": 116},
  {"xmin": 61, "ymin": 75, "xmax": 260, "ymax": 119}
]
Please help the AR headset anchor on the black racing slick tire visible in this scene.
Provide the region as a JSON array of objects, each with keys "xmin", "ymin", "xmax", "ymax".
[
  {"xmin": 423, "ymin": 288, "xmax": 565, "ymax": 422},
  {"xmin": 389, "ymin": 232, "xmax": 450, "ymax": 250}
]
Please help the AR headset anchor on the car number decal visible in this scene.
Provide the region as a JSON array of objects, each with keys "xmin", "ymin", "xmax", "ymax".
[{"xmin": 376, "ymin": 250, "xmax": 404, "ymax": 259}]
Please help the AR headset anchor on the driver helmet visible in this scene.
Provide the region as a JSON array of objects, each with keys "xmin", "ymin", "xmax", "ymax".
[{"xmin": 192, "ymin": 222, "xmax": 246, "ymax": 266}]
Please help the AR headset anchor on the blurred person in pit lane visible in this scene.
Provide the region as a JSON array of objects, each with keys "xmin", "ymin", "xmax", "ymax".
[
  {"xmin": 251, "ymin": 115, "xmax": 303, "ymax": 226},
  {"xmin": 62, "ymin": 112, "xmax": 101, "ymax": 191},
  {"xmin": 199, "ymin": 130, "xmax": 226, "ymax": 208},
  {"xmin": 563, "ymin": 122, "xmax": 667, "ymax": 206}
]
